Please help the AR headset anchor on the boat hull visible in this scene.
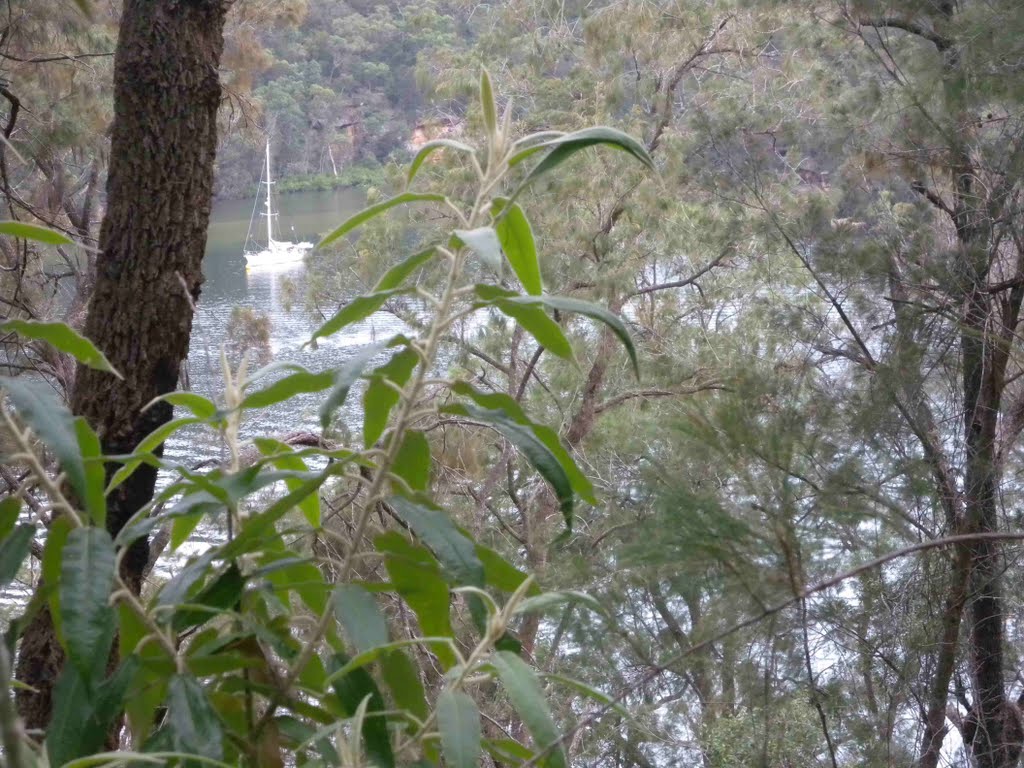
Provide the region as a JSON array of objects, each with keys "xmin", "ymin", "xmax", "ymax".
[{"xmin": 244, "ymin": 240, "xmax": 314, "ymax": 269}]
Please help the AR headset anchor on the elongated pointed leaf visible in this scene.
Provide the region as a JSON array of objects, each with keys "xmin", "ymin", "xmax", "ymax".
[
  {"xmin": 43, "ymin": 516, "xmax": 72, "ymax": 645},
  {"xmin": 442, "ymin": 402, "xmax": 576, "ymax": 529},
  {"xmin": 334, "ymin": 584, "xmax": 389, "ymax": 654},
  {"xmin": 2, "ymin": 377, "xmax": 89, "ymax": 508},
  {"xmin": 492, "ymin": 199, "xmax": 542, "ymax": 295},
  {"xmin": 490, "ymin": 651, "xmax": 567, "ymax": 768},
  {"xmin": 318, "ymin": 193, "xmax": 446, "ymax": 249},
  {"xmin": 451, "ymin": 382, "xmax": 595, "ymax": 504},
  {"xmin": 172, "ymin": 564, "xmax": 245, "ymax": 632},
  {"xmin": 310, "ymin": 289, "xmax": 406, "ymax": 345},
  {"xmin": 319, "ymin": 341, "xmax": 389, "ymax": 430},
  {"xmin": 388, "ymin": 497, "xmax": 484, "ymax": 587},
  {"xmin": 0, "ymin": 523, "xmax": 34, "ymax": 586},
  {"xmin": 0, "ymin": 220, "xmax": 74, "ymax": 245},
  {"xmin": 480, "ymin": 70, "xmax": 498, "ymax": 139},
  {"xmin": 455, "ymin": 226, "xmax": 503, "ymax": 272},
  {"xmin": 147, "ymin": 392, "xmax": 219, "ymax": 420},
  {"xmin": 60, "ymin": 527, "xmax": 117, "ymax": 682},
  {"xmin": 242, "ymin": 368, "xmax": 335, "ymax": 410},
  {"xmin": 0, "ymin": 496, "xmax": 20, "ymax": 539},
  {"xmin": 509, "ymin": 294, "xmax": 639, "ymax": 378},
  {"xmin": 329, "ymin": 653, "xmax": 394, "ymax": 768},
  {"xmin": 407, "ymin": 141, "xmax": 476, "ymax": 187},
  {"xmin": 363, "ymin": 347, "xmax": 419, "ymax": 447},
  {"xmin": 474, "ymin": 285, "xmax": 573, "ymax": 361},
  {"xmin": 75, "ymin": 417, "xmax": 107, "ymax": 526},
  {"xmin": 254, "ymin": 438, "xmax": 321, "ymax": 528},
  {"xmin": 510, "ymin": 126, "xmax": 655, "ymax": 198},
  {"xmin": 46, "ymin": 664, "xmax": 105, "ymax": 766},
  {"xmin": 1, "ymin": 319, "xmax": 121, "ymax": 377},
  {"xmin": 376, "ymin": 532, "xmax": 456, "ymax": 668},
  {"xmin": 374, "ymin": 247, "xmax": 438, "ymax": 291},
  {"xmin": 392, "ymin": 429, "xmax": 431, "ymax": 492},
  {"xmin": 168, "ymin": 675, "xmax": 224, "ymax": 761},
  {"xmin": 438, "ymin": 690, "xmax": 482, "ymax": 768},
  {"xmin": 379, "ymin": 648, "xmax": 429, "ymax": 723},
  {"xmin": 514, "ymin": 590, "xmax": 605, "ymax": 617}
]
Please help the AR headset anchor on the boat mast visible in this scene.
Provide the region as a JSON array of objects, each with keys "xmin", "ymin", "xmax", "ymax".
[{"xmin": 265, "ymin": 139, "xmax": 274, "ymax": 245}]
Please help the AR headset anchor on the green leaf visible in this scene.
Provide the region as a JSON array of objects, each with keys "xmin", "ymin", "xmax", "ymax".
[
  {"xmin": 474, "ymin": 285, "xmax": 573, "ymax": 362},
  {"xmin": 0, "ymin": 523, "xmax": 34, "ymax": 586},
  {"xmin": 392, "ymin": 430, "xmax": 431, "ymax": 492},
  {"xmin": 168, "ymin": 675, "xmax": 224, "ymax": 761},
  {"xmin": 0, "ymin": 495, "xmax": 20, "ymax": 539},
  {"xmin": 222, "ymin": 465, "xmax": 345, "ymax": 559},
  {"xmin": 319, "ymin": 341, "xmax": 389, "ymax": 430},
  {"xmin": 437, "ymin": 690, "xmax": 481, "ymax": 768},
  {"xmin": 318, "ymin": 192, "xmax": 446, "ymax": 249},
  {"xmin": 328, "ymin": 653, "xmax": 395, "ymax": 768},
  {"xmin": 254, "ymin": 438, "xmax": 321, "ymax": 528},
  {"xmin": 0, "ymin": 220, "xmax": 74, "ymax": 245},
  {"xmin": 374, "ymin": 247, "xmax": 438, "ymax": 291},
  {"xmin": 388, "ymin": 497, "xmax": 484, "ymax": 587},
  {"xmin": 376, "ymin": 532, "xmax": 455, "ymax": 668},
  {"xmin": 541, "ymin": 672, "xmax": 633, "ymax": 721},
  {"xmin": 379, "ymin": 648, "xmax": 429, "ymax": 723},
  {"xmin": 480, "ymin": 69, "xmax": 498, "ymax": 139},
  {"xmin": 1, "ymin": 319, "xmax": 121, "ymax": 377},
  {"xmin": 46, "ymin": 664, "xmax": 105, "ymax": 766},
  {"xmin": 514, "ymin": 591, "xmax": 605, "ymax": 617},
  {"xmin": 43, "ymin": 516, "xmax": 72, "ymax": 645},
  {"xmin": 75, "ymin": 417, "xmax": 107, "ymax": 527},
  {"xmin": 242, "ymin": 368, "xmax": 336, "ymax": 410},
  {"xmin": 94, "ymin": 655, "xmax": 141, "ymax": 730},
  {"xmin": 60, "ymin": 527, "xmax": 117, "ymax": 682},
  {"xmin": 492, "ymin": 199, "xmax": 542, "ymax": 295},
  {"xmin": 107, "ymin": 416, "xmax": 203, "ymax": 493},
  {"xmin": 310, "ymin": 289, "xmax": 406, "ymax": 346},
  {"xmin": 158, "ymin": 551, "xmax": 217, "ymax": 618},
  {"xmin": 510, "ymin": 126, "xmax": 655, "ymax": 197},
  {"xmin": 485, "ymin": 738, "xmax": 536, "ymax": 763},
  {"xmin": 451, "ymin": 382, "xmax": 595, "ymax": 504},
  {"xmin": 149, "ymin": 392, "xmax": 219, "ymax": 420},
  {"xmin": 454, "ymin": 226, "xmax": 503, "ymax": 272},
  {"xmin": 504, "ymin": 294, "xmax": 638, "ymax": 378},
  {"xmin": 333, "ymin": 584, "xmax": 389, "ymax": 654},
  {"xmin": 490, "ymin": 651, "xmax": 567, "ymax": 768},
  {"xmin": 171, "ymin": 512, "xmax": 205, "ymax": 551},
  {"xmin": 477, "ymin": 543, "xmax": 535, "ymax": 594},
  {"xmin": 1, "ymin": 377, "xmax": 89, "ymax": 508},
  {"xmin": 442, "ymin": 402, "xmax": 576, "ymax": 530},
  {"xmin": 363, "ymin": 347, "xmax": 419, "ymax": 448},
  {"xmin": 407, "ymin": 141, "xmax": 476, "ymax": 187},
  {"xmin": 172, "ymin": 564, "xmax": 245, "ymax": 632}
]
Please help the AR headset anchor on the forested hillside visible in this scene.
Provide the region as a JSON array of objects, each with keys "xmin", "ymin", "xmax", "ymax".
[{"xmin": 3, "ymin": 1, "xmax": 1024, "ymax": 767}]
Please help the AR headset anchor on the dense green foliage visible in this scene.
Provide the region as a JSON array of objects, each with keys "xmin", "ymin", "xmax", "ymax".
[{"xmin": 6, "ymin": 0, "xmax": 1024, "ymax": 766}]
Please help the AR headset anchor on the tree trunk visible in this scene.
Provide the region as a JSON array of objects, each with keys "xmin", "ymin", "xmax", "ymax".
[{"xmin": 15, "ymin": 0, "xmax": 228, "ymax": 731}]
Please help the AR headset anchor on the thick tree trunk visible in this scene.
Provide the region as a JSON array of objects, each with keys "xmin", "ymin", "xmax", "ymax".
[{"xmin": 15, "ymin": 0, "xmax": 228, "ymax": 731}]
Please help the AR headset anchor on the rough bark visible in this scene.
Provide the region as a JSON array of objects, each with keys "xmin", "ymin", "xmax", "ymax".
[{"xmin": 15, "ymin": 0, "xmax": 228, "ymax": 732}]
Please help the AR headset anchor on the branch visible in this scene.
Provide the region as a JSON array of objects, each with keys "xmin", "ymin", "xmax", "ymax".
[
  {"xmin": 0, "ymin": 51, "xmax": 113, "ymax": 64},
  {"xmin": 593, "ymin": 384, "xmax": 723, "ymax": 415},
  {"xmin": 628, "ymin": 248, "xmax": 731, "ymax": 297},
  {"xmin": 858, "ymin": 17, "xmax": 952, "ymax": 52},
  {"xmin": 911, "ymin": 180, "xmax": 955, "ymax": 219}
]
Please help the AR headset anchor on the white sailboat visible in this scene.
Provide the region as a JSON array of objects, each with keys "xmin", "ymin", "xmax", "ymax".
[{"xmin": 243, "ymin": 140, "xmax": 314, "ymax": 269}]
